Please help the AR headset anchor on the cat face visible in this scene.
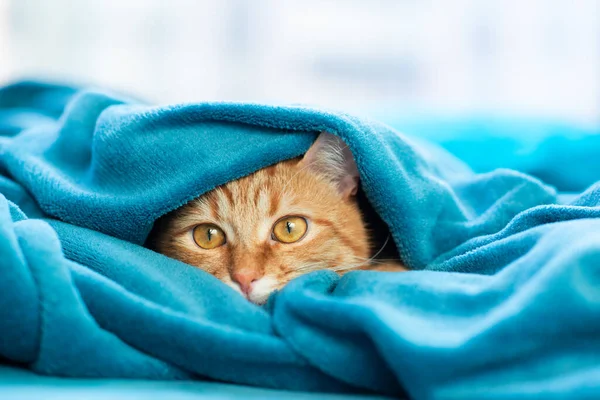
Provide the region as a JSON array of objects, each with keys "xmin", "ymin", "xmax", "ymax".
[{"xmin": 151, "ymin": 133, "xmax": 370, "ymax": 304}]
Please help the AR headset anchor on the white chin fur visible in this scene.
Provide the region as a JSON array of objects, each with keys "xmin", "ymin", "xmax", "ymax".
[
  {"xmin": 225, "ymin": 276, "xmax": 279, "ymax": 305},
  {"xmin": 249, "ymin": 276, "xmax": 279, "ymax": 305}
]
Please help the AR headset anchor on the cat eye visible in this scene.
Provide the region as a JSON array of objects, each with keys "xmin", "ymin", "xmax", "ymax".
[
  {"xmin": 272, "ymin": 216, "xmax": 308, "ymax": 244},
  {"xmin": 193, "ymin": 223, "xmax": 226, "ymax": 249}
]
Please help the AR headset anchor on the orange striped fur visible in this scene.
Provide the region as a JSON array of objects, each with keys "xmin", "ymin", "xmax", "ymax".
[{"xmin": 151, "ymin": 133, "xmax": 405, "ymax": 304}]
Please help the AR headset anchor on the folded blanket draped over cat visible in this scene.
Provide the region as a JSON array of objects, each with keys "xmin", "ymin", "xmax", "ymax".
[
  {"xmin": 149, "ymin": 131, "xmax": 406, "ymax": 305},
  {"xmin": 1, "ymin": 81, "xmax": 599, "ymax": 399}
]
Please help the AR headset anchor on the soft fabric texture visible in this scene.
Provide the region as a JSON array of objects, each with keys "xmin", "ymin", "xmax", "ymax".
[
  {"xmin": 1, "ymin": 81, "xmax": 599, "ymax": 399},
  {"xmin": 0, "ymin": 364, "xmax": 390, "ymax": 400}
]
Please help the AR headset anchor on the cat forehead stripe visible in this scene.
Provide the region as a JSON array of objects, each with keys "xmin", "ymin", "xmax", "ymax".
[{"xmin": 150, "ymin": 132, "xmax": 403, "ymax": 306}]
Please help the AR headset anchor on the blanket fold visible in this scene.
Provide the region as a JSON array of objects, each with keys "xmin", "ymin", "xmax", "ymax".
[{"xmin": 1, "ymin": 81, "xmax": 599, "ymax": 399}]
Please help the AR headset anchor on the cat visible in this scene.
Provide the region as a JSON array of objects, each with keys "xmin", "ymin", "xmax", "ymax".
[{"xmin": 148, "ymin": 132, "xmax": 406, "ymax": 305}]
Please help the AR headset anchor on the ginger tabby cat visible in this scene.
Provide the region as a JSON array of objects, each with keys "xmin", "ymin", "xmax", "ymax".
[{"xmin": 150, "ymin": 132, "xmax": 405, "ymax": 304}]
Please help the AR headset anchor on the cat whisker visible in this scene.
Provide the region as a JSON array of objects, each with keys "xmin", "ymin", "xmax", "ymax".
[
  {"xmin": 328, "ymin": 263, "xmax": 367, "ymax": 272},
  {"xmin": 294, "ymin": 261, "xmax": 329, "ymax": 273},
  {"xmin": 291, "ymin": 235, "xmax": 394, "ymax": 274},
  {"xmin": 328, "ymin": 235, "xmax": 393, "ymax": 272},
  {"xmin": 369, "ymin": 234, "xmax": 391, "ymax": 261},
  {"xmin": 341, "ymin": 257, "xmax": 391, "ymax": 265}
]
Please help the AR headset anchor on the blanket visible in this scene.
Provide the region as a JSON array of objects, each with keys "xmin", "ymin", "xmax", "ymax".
[{"xmin": 1, "ymin": 81, "xmax": 599, "ymax": 399}]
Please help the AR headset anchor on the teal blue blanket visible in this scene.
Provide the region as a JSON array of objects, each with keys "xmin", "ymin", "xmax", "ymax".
[{"xmin": 1, "ymin": 81, "xmax": 599, "ymax": 399}]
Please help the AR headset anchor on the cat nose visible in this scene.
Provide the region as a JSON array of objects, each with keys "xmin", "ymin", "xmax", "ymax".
[{"xmin": 232, "ymin": 269, "xmax": 262, "ymax": 295}]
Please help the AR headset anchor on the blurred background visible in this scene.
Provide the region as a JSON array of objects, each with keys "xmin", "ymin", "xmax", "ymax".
[{"xmin": 0, "ymin": 0, "xmax": 599, "ymax": 126}]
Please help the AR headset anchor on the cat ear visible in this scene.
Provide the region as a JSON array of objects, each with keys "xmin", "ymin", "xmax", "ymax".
[{"xmin": 298, "ymin": 131, "xmax": 360, "ymax": 198}]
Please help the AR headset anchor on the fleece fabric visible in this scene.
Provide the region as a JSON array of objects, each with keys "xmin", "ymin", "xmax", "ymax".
[{"xmin": 1, "ymin": 81, "xmax": 599, "ymax": 399}]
